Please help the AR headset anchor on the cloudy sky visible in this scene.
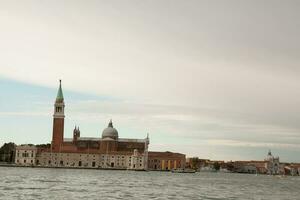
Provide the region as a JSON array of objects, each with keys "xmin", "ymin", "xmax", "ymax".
[{"xmin": 1, "ymin": 0, "xmax": 300, "ymax": 162}]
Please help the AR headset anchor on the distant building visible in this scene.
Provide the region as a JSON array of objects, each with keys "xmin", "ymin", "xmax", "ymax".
[
  {"xmin": 15, "ymin": 145, "xmax": 37, "ymax": 166},
  {"xmin": 148, "ymin": 151, "xmax": 185, "ymax": 171},
  {"xmin": 15, "ymin": 80, "xmax": 185, "ymax": 170},
  {"xmin": 237, "ymin": 164, "xmax": 257, "ymax": 174},
  {"xmin": 264, "ymin": 150, "xmax": 280, "ymax": 175}
]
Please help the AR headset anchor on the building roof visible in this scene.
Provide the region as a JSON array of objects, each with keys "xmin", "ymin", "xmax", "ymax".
[
  {"xmin": 63, "ymin": 138, "xmax": 73, "ymax": 142},
  {"xmin": 78, "ymin": 137, "xmax": 100, "ymax": 141},
  {"xmin": 118, "ymin": 138, "xmax": 146, "ymax": 143},
  {"xmin": 16, "ymin": 145, "xmax": 37, "ymax": 150}
]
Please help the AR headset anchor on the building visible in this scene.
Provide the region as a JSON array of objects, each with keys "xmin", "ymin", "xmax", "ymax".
[
  {"xmin": 15, "ymin": 80, "xmax": 185, "ymax": 170},
  {"xmin": 264, "ymin": 150, "xmax": 280, "ymax": 175},
  {"xmin": 15, "ymin": 145, "xmax": 37, "ymax": 166},
  {"xmin": 148, "ymin": 151, "xmax": 185, "ymax": 171}
]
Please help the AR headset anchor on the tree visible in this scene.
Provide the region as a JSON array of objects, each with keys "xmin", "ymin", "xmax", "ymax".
[
  {"xmin": 213, "ymin": 162, "xmax": 220, "ymax": 171},
  {"xmin": 191, "ymin": 157, "xmax": 199, "ymax": 169},
  {"xmin": 0, "ymin": 142, "xmax": 16, "ymax": 163}
]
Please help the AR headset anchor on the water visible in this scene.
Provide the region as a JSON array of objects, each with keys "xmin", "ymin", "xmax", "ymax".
[{"xmin": 0, "ymin": 167, "xmax": 299, "ymax": 200}]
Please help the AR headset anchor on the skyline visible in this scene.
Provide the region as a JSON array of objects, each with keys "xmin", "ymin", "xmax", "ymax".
[{"xmin": 1, "ymin": 1, "xmax": 300, "ymax": 162}]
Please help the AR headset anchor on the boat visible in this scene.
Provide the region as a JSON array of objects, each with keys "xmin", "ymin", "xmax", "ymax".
[{"xmin": 171, "ymin": 168, "xmax": 196, "ymax": 173}]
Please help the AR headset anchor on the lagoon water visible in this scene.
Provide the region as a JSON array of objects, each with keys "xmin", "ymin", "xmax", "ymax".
[{"xmin": 0, "ymin": 167, "xmax": 299, "ymax": 200}]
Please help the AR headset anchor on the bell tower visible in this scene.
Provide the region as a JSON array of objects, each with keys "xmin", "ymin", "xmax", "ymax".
[{"xmin": 51, "ymin": 80, "xmax": 65, "ymax": 152}]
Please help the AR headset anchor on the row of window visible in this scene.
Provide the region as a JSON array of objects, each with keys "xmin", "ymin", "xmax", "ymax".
[
  {"xmin": 16, "ymin": 159, "xmax": 34, "ymax": 164},
  {"xmin": 46, "ymin": 154, "xmax": 130, "ymax": 159},
  {"xmin": 42, "ymin": 160, "xmax": 142, "ymax": 168},
  {"xmin": 17, "ymin": 153, "xmax": 34, "ymax": 158}
]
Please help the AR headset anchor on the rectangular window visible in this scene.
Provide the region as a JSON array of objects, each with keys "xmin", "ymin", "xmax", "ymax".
[
  {"xmin": 92, "ymin": 162, "xmax": 96, "ymax": 167},
  {"xmin": 78, "ymin": 161, "xmax": 82, "ymax": 166}
]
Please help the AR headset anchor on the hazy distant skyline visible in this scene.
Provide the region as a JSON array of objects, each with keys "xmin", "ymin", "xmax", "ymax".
[{"xmin": 1, "ymin": 1, "xmax": 300, "ymax": 162}]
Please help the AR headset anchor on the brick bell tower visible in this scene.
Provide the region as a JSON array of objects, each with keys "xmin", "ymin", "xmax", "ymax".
[{"xmin": 51, "ymin": 80, "xmax": 65, "ymax": 152}]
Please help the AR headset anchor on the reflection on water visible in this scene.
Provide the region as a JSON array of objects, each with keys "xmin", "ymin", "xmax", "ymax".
[{"xmin": 0, "ymin": 167, "xmax": 299, "ymax": 200}]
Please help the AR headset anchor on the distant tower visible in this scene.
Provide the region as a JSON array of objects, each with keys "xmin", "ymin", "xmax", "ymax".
[
  {"xmin": 51, "ymin": 80, "xmax": 65, "ymax": 152},
  {"xmin": 73, "ymin": 126, "xmax": 80, "ymax": 142}
]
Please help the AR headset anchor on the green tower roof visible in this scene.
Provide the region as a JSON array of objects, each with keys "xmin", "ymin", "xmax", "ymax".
[{"xmin": 56, "ymin": 80, "xmax": 64, "ymax": 102}]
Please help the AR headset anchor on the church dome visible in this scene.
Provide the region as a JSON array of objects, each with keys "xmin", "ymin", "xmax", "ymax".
[{"xmin": 102, "ymin": 120, "xmax": 118, "ymax": 140}]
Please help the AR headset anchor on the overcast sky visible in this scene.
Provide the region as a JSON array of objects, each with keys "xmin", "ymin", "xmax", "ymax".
[{"xmin": 1, "ymin": 0, "xmax": 300, "ymax": 162}]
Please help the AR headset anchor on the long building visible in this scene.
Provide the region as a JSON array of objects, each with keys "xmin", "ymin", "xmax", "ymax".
[{"xmin": 15, "ymin": 80, "xmax": 185, "ymax": 171}]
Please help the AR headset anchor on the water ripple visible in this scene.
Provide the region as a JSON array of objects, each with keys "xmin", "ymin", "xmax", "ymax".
[{"xmin": 0, "ymin": 167, "xmax": 299, "ymax": 200}]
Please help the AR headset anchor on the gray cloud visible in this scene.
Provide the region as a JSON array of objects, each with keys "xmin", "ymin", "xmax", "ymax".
[{"xmin": 1, "ymin": 0, "xmax": 300, "ymax": 161}]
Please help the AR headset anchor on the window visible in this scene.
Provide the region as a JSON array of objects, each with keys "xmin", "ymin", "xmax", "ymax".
[
  {"xmin": 60, "ymin": 161, "xmax": 63, "ymax": 165},
  {"xmin": 24, "ymin": 160, "xmax": 26, "ymax": 163},
  {"xmin": 48, "ymin": 160, "xmax": 51, "ymax": 164},
  {"xmin": 78, "ymin": 161, "xmax": 82, "ymax": 166},
  {"xmin": 31, "ymin": 160, "xmax": 33, "ymax": 163},
  {"xmin": 92, "ymin": 162, "xmax": 96, "ymax": 167}
]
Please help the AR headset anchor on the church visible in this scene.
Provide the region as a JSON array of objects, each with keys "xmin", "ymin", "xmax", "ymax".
[{"xmin": 15, "ymin": 81, "xmax": 185, "ymax": 171}]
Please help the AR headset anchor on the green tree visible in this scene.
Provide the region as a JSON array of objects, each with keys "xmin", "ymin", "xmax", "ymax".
[
  {"xmin": 191, "ymin": 157, "xmax": 199, "ymax": 169},
  {"xmin": 0, "ymin": 142, "xmax": 16, "ymax": 162},
  {"xmin": 213, "ymin": 162, "xmax": 220, "ymax": 171}
]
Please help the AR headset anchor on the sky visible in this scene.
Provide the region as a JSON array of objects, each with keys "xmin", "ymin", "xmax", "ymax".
[{"xmin": 0, "ymin": 0, "xmax": 300, "ymax": 162}]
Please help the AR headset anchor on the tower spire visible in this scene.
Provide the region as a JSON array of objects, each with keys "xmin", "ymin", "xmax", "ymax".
[{"xmin": 56, "ymin": 79, "xmax": 64, "ymax": 103}]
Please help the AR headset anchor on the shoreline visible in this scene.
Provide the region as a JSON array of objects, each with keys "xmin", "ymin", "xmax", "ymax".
[
  {"xmin": 1, "ymin": 164, "xmax": 298, "ymax": 176},
  {"xmin": 0, "ymin": 163, "xmax": 150, "ymax": 171}
]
